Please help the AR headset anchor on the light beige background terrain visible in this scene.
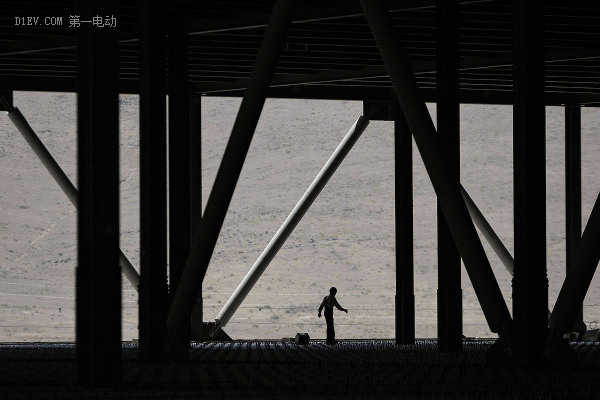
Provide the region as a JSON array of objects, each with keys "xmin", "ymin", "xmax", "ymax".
[{"xmin": 1, "ymin": 91, "xmax": 599, "ymax": 341}]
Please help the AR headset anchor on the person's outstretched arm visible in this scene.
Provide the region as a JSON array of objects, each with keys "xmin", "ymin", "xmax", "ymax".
[{"xmin": 332, "ymin": 297, "xmax": 348, "ymax": 313}]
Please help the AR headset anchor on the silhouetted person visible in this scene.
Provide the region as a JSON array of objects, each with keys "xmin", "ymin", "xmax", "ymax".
[{"xmin": 318, "ymin": 287, "xmax": 348, "ymax": 345}]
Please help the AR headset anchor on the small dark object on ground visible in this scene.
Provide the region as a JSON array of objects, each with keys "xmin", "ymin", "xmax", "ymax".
[{"xmin": 295, "ymin": 332, "xmax": 310, "ymax": 345}]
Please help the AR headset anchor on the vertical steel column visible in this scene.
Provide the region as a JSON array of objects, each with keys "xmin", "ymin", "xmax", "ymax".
[
  {"xmin": 189, "ymin": 95, "xmax": 204, "ymax": 339},
  {"xmin": 359, "ymin": 0, "xmax": 512, "ymax": 346},
  {"xmin": 512, "ymin": 0, "xmax": 547, "ymax": 366},
  {"xmin": 76, "ymin": 0, "xmax": 121, "ymax": 386},
  {"xmin": 165, "ymin": 0, "xmax": 298, "ymax": 352},
  {"xmin": 395, "ymin": 97, "xmax": 415, "ymax": 344},
  {"xmin": 139, "ymin": 0, "xmax": 169, "ymax": 360},
  {"xmin": 565, "ymin": 105, "xmax": 586, "ymax": 333},
  {"xmin": 436, "ymin": 0, "xmax": 462, "ymax": 352},
  {"xmin": 168, "ymin": 24, "xmax": 191, "ymax": 332}
]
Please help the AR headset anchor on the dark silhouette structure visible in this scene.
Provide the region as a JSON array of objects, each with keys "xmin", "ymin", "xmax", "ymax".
[
  {"xmin": 318, "ymin": 287, "xmax": 349, "ymax": 344},
  {"xmin": 2, "ymin": 340, "xmax": 600, "ymax": 398},
  {"xmin": 1, "ymin": 0, "xmax": 600, "ymax": 395}
]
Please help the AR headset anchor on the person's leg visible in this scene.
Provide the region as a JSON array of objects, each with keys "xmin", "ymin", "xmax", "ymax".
[
  {"xmin": 331, "ymin": 316, "xmax": 336, "ymax": 344},
  {"xmin": 325, "ymin": 312, "xmax": 335, "ymax": 344}
]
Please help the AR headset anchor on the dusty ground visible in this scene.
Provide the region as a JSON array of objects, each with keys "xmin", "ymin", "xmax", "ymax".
[{"xmin": 1, "ymin": 91, "xmax": 600, "ymax": 342}]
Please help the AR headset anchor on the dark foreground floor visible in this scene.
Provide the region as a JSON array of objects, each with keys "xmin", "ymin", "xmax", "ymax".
[{"xmin": 1, "ymin": 340, "xmax": 599, "ymax": 399}]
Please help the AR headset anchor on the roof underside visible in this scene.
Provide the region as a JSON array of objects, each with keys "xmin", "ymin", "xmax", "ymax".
[{"xmin": 1, "ymin": 0, "xmax": 600, "ymax": 106}]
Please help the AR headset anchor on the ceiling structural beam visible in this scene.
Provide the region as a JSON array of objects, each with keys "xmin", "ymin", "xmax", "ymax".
[
  {"xmin": 0, "ymin": 37, "xmax": 80, "ymax": 57},
  {"xmin": 0, "ymin": 32, "xmax": 139, "ymax": 57},
  {"xmin": 194, "ymin": 65, "xmax": 392, "ymax": 93},
  {"xmin": 3, "ymin": 54, "xmax": 600, "ymax": 105},
  {"xmin": 565, "ymin": 105, "xmax": 586, "ymax": 334},
  {"xmin": 395, "ymin": 97, "xmax": 415, "ymax": 345},
  {"xmin": 183, "ymin": 0, "xmax": 440, "ymax": 36},
  {"xmin": 165, "ymin": 0, "xmax": 299, "ymax": 355},
  {"xmin": 75, "ymin": 0, "xmax": 121, "ymax": 387},
  {"xmin": 359, "ymin": 0, "xmax": 513, "ymax": 357},
  {"xmin": 193, "ymin": 49, "xmax": 600, "ymax": 95},
  {"xmin": 139, "ymin": 0, "xmax": 169, "ymax": 361},
  {"xmin": 0, "ymin": 76, "xmax": 139, "ymax": 94},
  {"xmin": 203, "ymin": 85, "xmax": 600, "ymax": 106},
  {"xmin": 1, "ymin": 102, "xmax": 139, "ymax": 290},
  {"xmin": 436, "ymin": 0, "xmax": 462, "ymax": 353}
]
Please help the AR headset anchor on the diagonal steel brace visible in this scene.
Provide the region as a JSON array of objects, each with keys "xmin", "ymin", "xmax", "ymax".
[{"xmin": 2, "ymin": 100, "xmax": 139, "ymax": 290}]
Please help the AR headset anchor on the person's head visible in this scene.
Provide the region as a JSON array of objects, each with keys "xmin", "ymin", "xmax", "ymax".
[{"xmin": 329, "ymin": 287, "xmax": 337, "ymax": 296}]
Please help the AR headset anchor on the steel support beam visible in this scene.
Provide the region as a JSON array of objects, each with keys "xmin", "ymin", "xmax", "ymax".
[
  {"xmin": 512, "ymin": 0, "xmax": 550, "ymax": 367},
  {"xmin": 165, "ymin": 0, "xmax": 298, "ymax": 353},
  {"xmin": 545, "ymin": 113, "xmax": 600, "ymax": 360},
  {"xmin": 75, "ymin": 0, "xmax": 121, "ymax": 386},
  {"xmin": 549, "ymin": 192, "xmax": 600, "ymax": 334},
  {"xmin": 545, "ymin": 189, "xmax": 600, "ymax": 365},
  {"xmin": 139, "ymin": 0, "xmax": 169, "ymax": 361},
  {"xmin": 565, "ymin": 105, "xmax": 586, "ymax": 333},
  {"xmin": 3, "ymin": 104, "xmax": 139, "ymax": 290},
  {"xmin": 436, "ymin": 0, "xmax": 462, "ymax": 352},
  {"xmin": 189, "ymin": 95, "xmax": 204, "ymax": 340},
  {"xmin": 168, "ymin": 24, "xmax": 191, "ymax": 339},
  {"xmin": 359, "ymin": 0, "xmax": 512, "ymax": 349},
  {"xmin": 461, "ymin": 185, "xmax": 514, "ymax": 276},
  {"xmin": 462, "ymin": 185, "xmax": 553, "ymax": 320},
  {"xmin": 395, "ymin": 97, "xmax": 415, "ymax": 345},
  {"xmin": 211, "ymin": 115, "xmax": 371, "ymax": 335}
]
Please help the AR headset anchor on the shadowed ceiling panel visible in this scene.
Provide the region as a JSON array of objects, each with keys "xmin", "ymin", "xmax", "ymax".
[{"xmin": 1, "ymin": 0, "xmax": 599, "ymax": 105}]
